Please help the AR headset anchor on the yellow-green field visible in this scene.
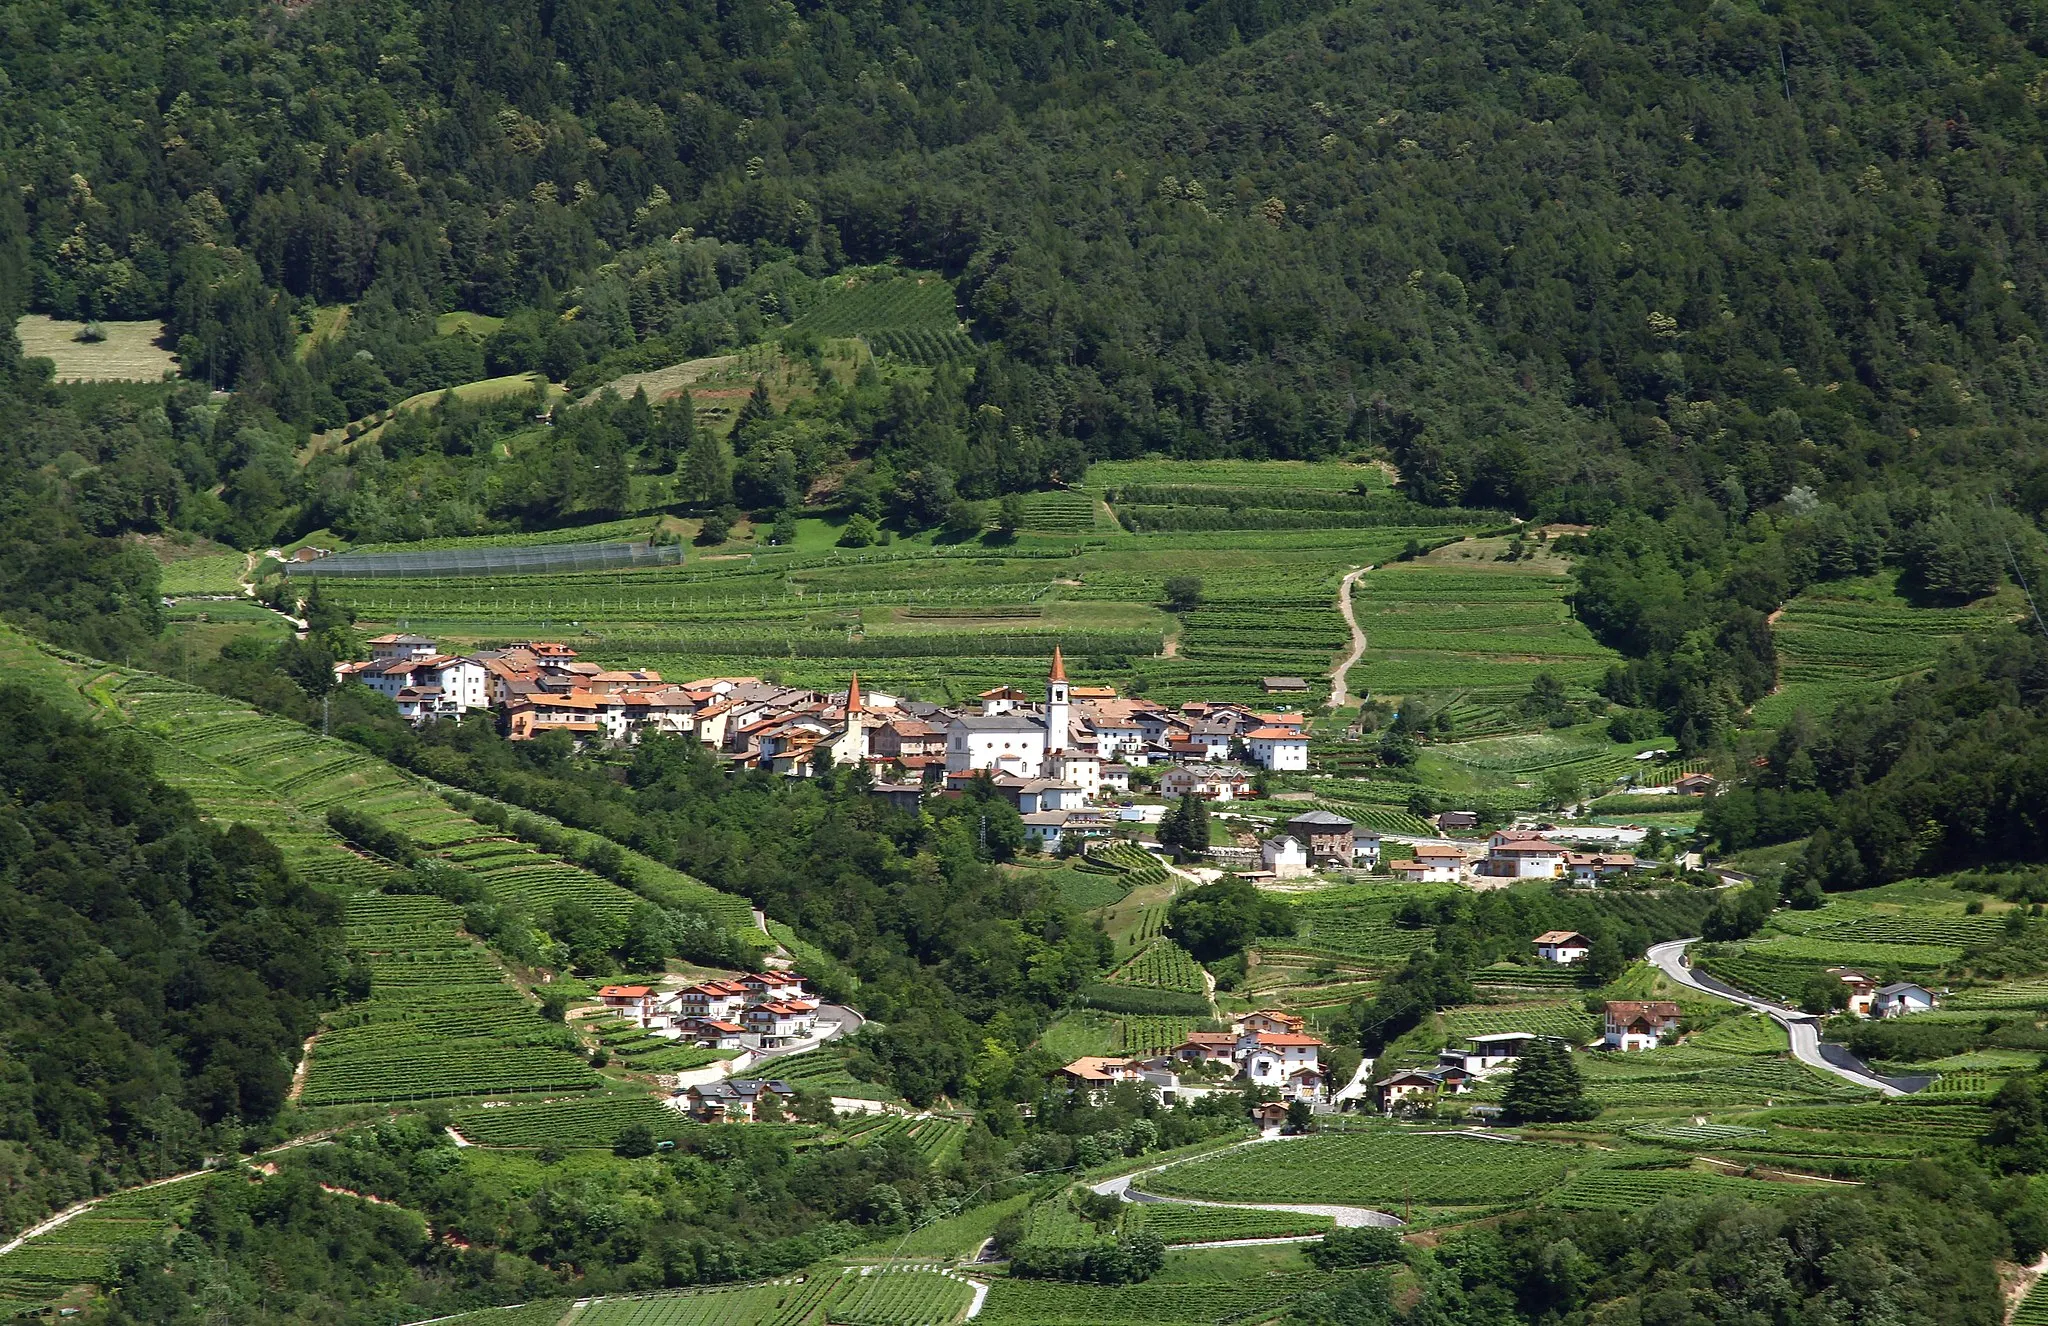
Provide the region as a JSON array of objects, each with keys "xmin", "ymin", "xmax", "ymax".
[{"xmin": 15, "ymin": 315, "xmax": 179, "ymax": 381}]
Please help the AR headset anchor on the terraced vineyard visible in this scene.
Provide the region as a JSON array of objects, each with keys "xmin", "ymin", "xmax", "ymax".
[
  {"xmin": 304, "ymin": 892, "xmax": 601, "ymax": 1105},
  {"xmin": 573, "ymin": 1268, "xmax": 975, "ymax": 1326},
  {"xmin": 1543, "ymin": 1168, "xmax": 1822, "ymax": 1212},
  {"xmin": 977, "ymin": 1273, "xmax": 1343, "ymax": 1325},
  {"xmin": 1350, "ymin": 564, "xmax": 1620, "ymax": 710},
  {"xmin": 1754, "ymin": 573, "xmax": 2017, "ymax": 726},
  {"xmin": 1106, "ymin": 939, "xmax": 1209, "ymax": 994},
  {"xmin": 0, "ymin": 1176, "xmax": 218, "ymax": 1305},
  {"xmin": 1140, "ymin": 1132, "xmax": 1582, "ymax": 1206},
  {"xmin": 1439, "ymin": 1003, "xmax": 1600, "ymax": 1043},
  {"xmin": 451, "ymin": 1094, "xmax": 680, "ymax": 1147},
  {"xmin": 1122, "ymin": 1205, "xmax": 1335, "ymax": 1244},
  {"xmin": 840, "ymin": 1114, "xmax": 969, "ymax": 1164}
]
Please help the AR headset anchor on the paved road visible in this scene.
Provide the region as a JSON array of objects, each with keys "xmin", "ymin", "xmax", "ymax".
[
  {"xmin": 1329, "ymin": 566, "xmax": 1372, "ymax": 707},
  {"xmin": 1091, "ymin": 1136, "xmax": 1403, "ymax": 1228},
  {"xmin": 1645, "ymin": 939, "xmax": 1912, "ymax": 1097}
]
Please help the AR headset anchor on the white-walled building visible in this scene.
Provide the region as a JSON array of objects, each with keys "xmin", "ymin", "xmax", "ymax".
[
  {"xmin": 1533, "ymin": 930, "xmax": 1591, "ymax": 964},
  {"xmin": 1261, "ymin": 835, "xmax": 1311, "ymax": 879},
  {"xmin": 1244, "ymin": 725, "xmax": 1310, "ymax": 771},
  {"xmin": 1486, "ymin": 830, "xmax": 1569, "ymax": 879}
]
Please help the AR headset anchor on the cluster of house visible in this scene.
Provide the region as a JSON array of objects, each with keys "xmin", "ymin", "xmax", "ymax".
[
  {"xmin": 338, "ymin": 643, "xmax": 1310, "ymax": 829},
  {"xmin": 1059, "ymin": 1010, "xmax": 1329, "ymax": 1104},
  {"xmin": 1827, "ymin": 967, "xmax": 1941, "ymax": 1018},
  {"xmin": 595, "ymin": 970, "xmax": 821, "ymax": 1051},
  {"xmin": 1375, "ymin": 1000, "xmax": 1687, "ymax": 1111},
  {"xmin": 1372, "ymin": 833, "xmax": 1641, "ymax": 886}
]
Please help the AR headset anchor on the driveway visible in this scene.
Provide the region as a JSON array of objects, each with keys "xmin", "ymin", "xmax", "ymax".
[
  {"xmin": 1645, "ymin": 939, "xmax": 1916, "ymax": 1097},
  {"xmin": 751, "ymin": 1003, "xmax": 865, "ymax": 1062}
]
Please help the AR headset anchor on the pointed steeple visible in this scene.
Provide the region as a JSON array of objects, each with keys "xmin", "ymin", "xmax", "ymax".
[
  {"xmin": 846, "ymin": 671, "xmax": 863, "ymax": 714},
  {"xmin": 1049, "ymin": 645, "xmax": 1067, "ymax": 683}
]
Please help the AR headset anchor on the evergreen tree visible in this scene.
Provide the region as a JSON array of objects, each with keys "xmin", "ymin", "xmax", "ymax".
[
  {"xmin": 1158, "ymin": 792, "xmax": 1210, "ymax": 859},
  {"xmin": 734, "ymin": 376, "xmax": 776, "ymax": 435},
  {"xmin": 614, "ymin": 385, "xmax": 655, "ymax": 455},
  {"xmin": 659, "ymin": 391, "xmax": 698, "ymax": 474},
  {"xmin": 1500, "ymin": 1039, "xmax": 1596, "ymax": 1123},
  {"xmin": 682, "ymin": 425, "xmax": 732, "ymax": 510}
]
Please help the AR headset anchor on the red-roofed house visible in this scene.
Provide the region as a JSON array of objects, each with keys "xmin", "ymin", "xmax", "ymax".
[
  {"xmin": 1485, "ymin": 830, "xmax": 1569, "ymax": 878},
  {"xmin": 597, "ymin": 985, "xmax": 657, "ymax": 1020},
  {"xmin": 1244, "ymin": 725, "xmax": 1310, "ymax": 772}
]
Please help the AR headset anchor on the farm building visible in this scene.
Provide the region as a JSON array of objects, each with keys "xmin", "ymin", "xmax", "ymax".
[
  {"xmin": 1262, "ymin": 677, "xmax": 1311, "ymax": 693},
  {"xmin": 1261, "ymin": 835, "xmax": 1311, "ymax": 878},
  {"xmin": 1533, "ymin": 930, "xmax": 1591, "ymax": 964},
  {"xmin": 1873, "ymin": 983, "xmax": 1939, "ymax": 1018},
  {"xmin": 1603, "ymin": 1000, "xmax": 1682, "ymax": 1051},
  {"xmin": 1828, "ymin": 967, "xmax": 1878, "ymax": 1017}
]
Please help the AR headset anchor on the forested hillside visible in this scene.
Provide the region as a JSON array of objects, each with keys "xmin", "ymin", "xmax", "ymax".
[{"xmin": 0, "ymin": 686, "xmax": 346, "ymax": 1233}]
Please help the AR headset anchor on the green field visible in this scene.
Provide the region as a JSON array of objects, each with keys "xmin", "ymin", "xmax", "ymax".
[
  {"xmin": 571, "ymin": 1268, "xmax": 975, "ymax": 1326},
  {"xmin": 1752, "ymin": 573, "xmax": 2017, "ymax": 725},
  {"xmin": 1139, "ymin": 1132, "xmax": 1583, "ymax": 1207},
  {"xmin": 1349, "ymin": 559, "xmax": 1619, "ymax": 725}
]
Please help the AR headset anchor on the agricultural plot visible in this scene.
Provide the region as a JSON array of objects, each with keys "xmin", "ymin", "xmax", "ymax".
[
  {"xmin": 404, "ymin": 1305, "xmax": 571, "ymax": 1326},
  {"xmin": 451, "ymin": 1094, "xmax": 679, "ymax": 1147},
  {"xmin": 766, "ymin": 1049, "xmax": 899, "ymax": 1102},
  {"xmin": 977, "ymin": 1273, "xmax": 1342, "ymax": 1325},
  {"xmin": 0, "ymin": 1175, "xmax": 217, "ymax": 1305},
  {"xmin": 1106, "ymin": 940, "xmax": 1208, "ymax": 994},
  {"xmin": 1695, "ymin": 930, "xmax": 1962, "ymax": 1004},
  {"xmin": 1350, "ymin": 565, "xmax": 1619, "ymax": 716},
  {"xmin": 1085, "ymin": 459, "xmax": 1389, "ymax": 493},
  {"xmin": 1123, "ymin": 1205, "xmax": 1335, "ymax": 1244},
  {"xmin": 15, "ymin": 314, "xmax": 179, "ymax": 380},
  {"xmin": 842, "ymin": 1115, "xmax": 968, "ymax": 1164},
  {"xmin": 1754, "ymin": 573, "xmax": 2016, "ymax": 726},
  {"xmin": 157, "ymin": 551, "xmax": 249, "ymax": 594},
  {"xmin": 1139, "ymin": 1132, "xmax": 1582, "ymax": 1207},
  {"xmin": 1122, "ymin": 1016, "xmax": 1204, "ymax": 1055},
  {"xmin": 575, "ymin": 1269, "xmax": 973, "ymax": 1326},
  {"xmin": 302, "ymin": 890, "xmax": 600, "ymax": 1106},
  {"xmin": 1543, "ymin": 1168, "xmax": 1821, "ymax": 1212},
  {"xmin": 1438, "ymin": 1003, "xmax": 1600, "ymax": 1044}
]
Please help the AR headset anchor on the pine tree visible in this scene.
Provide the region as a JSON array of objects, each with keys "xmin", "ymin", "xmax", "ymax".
[
  {"xmin": 659, "ymin": 391, "xmax": 698, "ymax": 474},
  {"xmin": 682, "ymin": 425, "xmax": 732, "ymax": 510},
  {"xmin": 735, "ymin": 375, "xmax": 776, "ymax": 434},
  {"xmin": 1500, "ymin": 1040, "xmax": 1596, "ymax": 1123}
]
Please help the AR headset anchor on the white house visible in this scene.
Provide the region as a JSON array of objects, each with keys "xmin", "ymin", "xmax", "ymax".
[
  {"xmin": 1022, "ymin": 807, "xmax": 1115, "ymax": 845},
  {"xmin": 366, "ymin": 632, "xmax": 437, "ymax": 662},
  {"xmin": 1392, "ymin": 844, "xmax": 1466, "ymax": 882},
  {"xmin": 1829, "ymin": 967, "xmax": 1878, "ymax": 1017},
  {"xmin": 1244, "ymin": 725, "xmax": 1310, "ymax": 772},
  {"xmin": 1485, "ymin": 830, "xmax": 1569, "ymax": 879},
  {"xmin": 1353, "ymin": 830, "xmax": 1383, "ymax": 868},
  {"xmin": 672, "ymin": 979, "xmax": 750, "ymax": 1023},
  {"xmin": 1566, "ymin": 851, "xmax": 1638, "ymax": 884},
  {"xmin": 741, "ymin": 1000, "xmax": 818, "ymax": 1047},
  {"xmin": 1261, "ymin": 835, "xmax": 1311, "ymax": 879},
  {"xmin": 1440, "ymin": 1032, "xmax": 1549, "ymax": 1075},
  {"xmin": 1533, "ymin": 930, "xmax": 1591, "ymax": 964},
  {"xmin": 738, "ymin": 972, "xmax": 808, "ymax": 1003},
  {"xmin": 1873, "ymin": 983, "xmax": 1938, "ymax": 1018},
  {"xmin": 361, "ymin": 654, "xmax": 490, "ymax": 721},
  {"xmin": 1603, "ymin": 1000, "xmax": 1682, "ymax": 1051},
  {"xmin": 946, "ymin": 713, "xmax": 1049, "ymax": 777},
  {"xmin": 1237, "ymin": 1031, "xmax": 1324, "ymax": 1088},
  {"xmin": 596, "ymin": 984, "xmax": 658, "ymax": 1021},
  {"xmin": 1159, "ymin": 763, "xmax": 1253, "ymax": 801}
]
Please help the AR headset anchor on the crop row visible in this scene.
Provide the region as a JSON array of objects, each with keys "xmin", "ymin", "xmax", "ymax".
[
  {"xmin": 1543, "ymin": 1168, "xmax": 1816, "ymax": 1212},
  {"xmin": 1122, "ymin": 1204, "xmax": 1334, "ymax": 1244},
  {"xmin": 977, "ymin": 1273, "xmax": 1343, "ymax": 1324},
  {"xmin": 1106, "ymin": 940, "xmax": 1208, "ymax": 994},
  {"xmin": 452, "ymin": 1095, "xmax": 678, "ymax": 1147},
  {"xmin": 1141, "ymin": 1132, "xmax": 1579, "ymax": 1206}
]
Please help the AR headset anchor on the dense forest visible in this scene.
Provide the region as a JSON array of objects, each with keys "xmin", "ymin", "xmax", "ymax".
[
  {"xmin": 1, "ymin": 0, "xmax": 2047, "ymax": 726},
  {"xmin": 0, "ymin": 686, "xmax": 348, "ymax": 1235}
]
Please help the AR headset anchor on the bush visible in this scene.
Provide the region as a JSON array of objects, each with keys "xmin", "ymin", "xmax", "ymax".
[{"xmin": 1009, "ymin": 1232, "xmax": 1166, "ymax": 1284}]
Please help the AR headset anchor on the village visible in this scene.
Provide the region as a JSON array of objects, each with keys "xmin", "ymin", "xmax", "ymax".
[{"xmin": 337, "ymin": 635, "xmax": 1709, "ymax": 881}]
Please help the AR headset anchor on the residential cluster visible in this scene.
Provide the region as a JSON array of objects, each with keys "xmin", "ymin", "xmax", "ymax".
[
  {"xmin": 595, "ymin": 970, "xmax": 821, "ymax": 1051},
  {"xmin": 1059, "ymin": 1009, "xmax": 1330, "ymax": 1105},
  {"xmin": 339, "ymin": 640, "xmax": 1315, "ymax": 839},
  {"xmin": 1373, "ymin": 831, "xmax": 1644, "ymax": 885}
]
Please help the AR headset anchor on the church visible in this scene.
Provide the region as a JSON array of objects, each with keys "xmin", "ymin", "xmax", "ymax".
[{"xmin": 943, "ymin": 649, "xmax": 1100, "ymax": 794}]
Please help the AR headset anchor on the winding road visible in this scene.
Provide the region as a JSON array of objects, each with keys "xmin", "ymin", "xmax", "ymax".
[
  {"xmin": 1329, "ymin": 566, "xmax": 1372, "ymax": 708},
  {"xmin": 1645, "ymin": 939, "xmax": 1913, "ymax": 1097},
  {"xmin": 1089, "ymin": 1135, "xmax": 1404, "ymax": 1229}
]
